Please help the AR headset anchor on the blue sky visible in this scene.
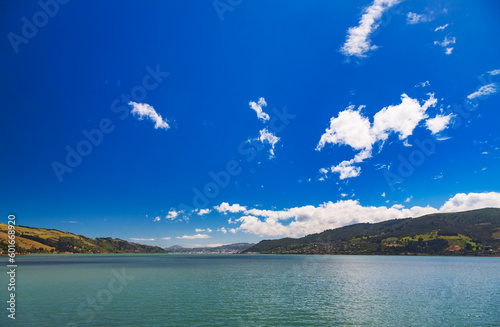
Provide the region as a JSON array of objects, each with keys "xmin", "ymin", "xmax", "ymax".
[{"xmin": 1, "ymin": 0, "xmax": 499, "ymax": 247}]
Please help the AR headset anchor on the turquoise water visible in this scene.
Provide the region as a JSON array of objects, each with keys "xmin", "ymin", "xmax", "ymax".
[{"xmin": 1, "ymin": 255, "xmax": 499, "ymax": 326}]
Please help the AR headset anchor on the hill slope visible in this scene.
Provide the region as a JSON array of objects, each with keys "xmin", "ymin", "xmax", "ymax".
[
  {"xmin": 243, "ymin": 208, "xmax": 500, "ymax": 255},
  {"xmin": 0, "ymin": 223, "xmax": 167, "ymax": 254}
]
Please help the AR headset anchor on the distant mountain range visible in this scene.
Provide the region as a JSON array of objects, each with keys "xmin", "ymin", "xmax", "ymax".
[
  {"xmin": 167, "ymin": 243, "xmax": 254, "ymax": 254},
  {"xmin": 0, "ymin": 224, "xmax": 167, "ymax": 254},
  {"xmin": 243, "ymin": 208, "xmax": 500, "ymax": 256},
  {"xmin": 3, "ymin": 208, "xmax": 499, "ymax": 256}
]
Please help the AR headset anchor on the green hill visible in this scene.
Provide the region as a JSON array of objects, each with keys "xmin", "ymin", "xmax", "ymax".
[
  {"xmin": 0, "ymin": 223, "xmax": 167, "ymax": 254},
  {"xmin": 243, "ymin": 208, "xmax": 500, "ymax": 256}
]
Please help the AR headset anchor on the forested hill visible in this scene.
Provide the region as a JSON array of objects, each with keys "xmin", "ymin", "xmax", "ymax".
[
  {"xmin": 243, "ymin": 208, "xmax": 500, "ymax": 255},
  {"xmin": 0, "ymin": 223, "xmax": 167, "ymax": 254}
]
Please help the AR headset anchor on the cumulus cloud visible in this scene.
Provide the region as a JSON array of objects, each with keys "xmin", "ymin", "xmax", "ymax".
[
  {"xmin": 129, "ymin": 102, "xmax": 169, "ymax": 130},
  {"xmin": 195, "ymin": 228, "xmax": 212, "ymax": 233},
  {"xmin": 228, "ymin": 192, "xmax": 500, "ymax": 238},
  {"xmin": 176, "ymin": 234, "xmax": 211, "ymax": 239},
  {"xmin": 214, "ymin": 202, "xmax": 247, "ymax": 214},
  {"xmin": 425, "ymin": 113, "xmax": 454, "ymax": 134},
  {"xmin": 166, "ymin": 209, "xmax": 182, "ymax": 220},
  {"xmin": 467, "ymin": 83, "xmax": 498, "ymax": 100},
  {"xmin": 153, "ymin": 216, "xmax": 161, "ymax": 222},
  {"xmin": 249, "ymin": 97, "xmax": 270, "ymax": 122},
  {"xmin": 406, "ymin": 12, "xmax": 434, "ymax": 24},
  {"xmin": 440, "ymin": 192, "xmax": 500, "ymax": 212},
  {"xmin": 340, "ymin": 0, "xmax": 401, "ymax": 58},
  {"xmin": 317, "ymin": 93, "xmax": 437, "ymax": 179},
  {"xmin": 434, "ymin": 24, "xmax": 449, "ymax": 32},
  {"xmin": 218, "ymin": 227, "xmax": 228, "ymax": 234},
  {"xmin": 130, "ymin": 238, "xmax": 155, "ymax": 241},
  {"xmin": 197, "ymin": 209, "xmax": 211, "ymax": 216}
]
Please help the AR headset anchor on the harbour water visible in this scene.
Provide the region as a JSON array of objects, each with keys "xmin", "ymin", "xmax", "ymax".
[{"xmin": 2, "ymin": 254, "xmax": 499, "ymax": 326}]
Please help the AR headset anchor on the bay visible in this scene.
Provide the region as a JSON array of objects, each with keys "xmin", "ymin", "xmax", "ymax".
[{"xmin": 2, "ymin": 254, "xmax": 499, "ymax": 326}]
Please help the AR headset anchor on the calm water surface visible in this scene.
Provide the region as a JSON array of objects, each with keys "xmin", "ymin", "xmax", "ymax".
[{"xmin": 1, "ymin": 254, "xmax": 499, "ymax": 326}]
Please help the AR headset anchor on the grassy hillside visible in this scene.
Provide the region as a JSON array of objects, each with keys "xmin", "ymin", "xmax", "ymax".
[
  {"xmin": 243, "ymin": 208, "xmax": 500, "ymax": 256},
  {"xmin": 0, "ymin": 223, "xmax": 167, "ymax": 254}
]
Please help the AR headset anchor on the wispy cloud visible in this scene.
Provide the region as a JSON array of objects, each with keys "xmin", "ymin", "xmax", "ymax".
[
  {"xmin": 406, "ymin": 12, "xmax": 434, "ymax": 24},
  {"xmin": 249, "ymin": 97, "xmax": 270, "ymax": 122},
  {"xmin": 130, "ymin": 238, "xmax": 155, "ymax": 241},
  {"xmin": 416, "ymin": 81, "xmax": 430, "ymax": 88},
  {"xmin": 129, "ymin": 102, "xmax": 169, "ymax": 130},
  {"xmin": 434, "ymin": 36, "xmax": 456, "ymax": 55},
  {"xmin": 467, "ymin": 83, "xmax": 498, "ymax": 100},
  {"xmin": 434, "ymin": 23, "xmax": 449, "ymax": 32},
  {"xmin": 488, "ymin": 69, "xmax": 500, "ymax": 76},
  {"xmin": 176, "ymin": 234, "xmax": 211, "ymax": 239},
  {"xmin": 153, "ymin": 216, "xmax": 161, "ymax": 222},
  {"xmin": 256, "ymin": 128, "xmax": 280, "ymax": 158},
  {"xmin": 195, "ymin": 228, "xmax": 212, "ymax": 233},
  {"xmin": 340, "ymin": 0, "xmax": 401, "ymax": 58}
]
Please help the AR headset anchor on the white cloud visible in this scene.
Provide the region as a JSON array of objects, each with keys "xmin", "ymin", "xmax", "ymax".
[
  {"xmin": 382, "ymin": 192, "xmax": 386, "ymax": 197},
  {"xmin": 440, "ymin": 192, "xmax": 500, "ymax": 212},
  {"xmin": 197, "ymin": 209, "xmax": 211, "ymax": 216},
  {"xmin": 434, "ymin": 36, "xmax": 456, "ymax": 47},
  {"xmin": 176, "ymin": 234, "xmax": 211, "ymax": 239},
  {"xmin": 317, "ymin": 93, "xmax": 437, "ymax": 179},
  {"xmin": 256, "ymin": 128, "xmax": 280, "ymax": 158},
  {"xmin": 195, "ymin": 228, "xmax": 212, "ymax": 233},
  {"xmin": 425, "ymin": 113, "xmax": 454, "ymax": 134},
  {"xmin": 230, "ymin": 192, "xmax": 500, "ymax": 238},
  {"xmin": 214, "ymin": 202, "xmax": 247, "ymax": 214},
  {"xmin": 434, "ymin": 24, "xmax": 449, "ymax": 32},
  {"xmin": 372, "ymin": 93, "xmax": 436, "ymax": 141},
  {"xmin": 406, "ymin": 12, "xmax": 434, "ymax": 24},
  {"xmin": 405, "ymin": 196, "xmax": 413, "ymax": 203},
  {"xmin": 153, "ymin": 216, "xmax": 161, "ymax": 222},
  {"xmin": 166, "ymin": 209, "xmax": 182, "ymax": 220},
  {"xmin": 481, "ymin": 152, "xmax": 488, "ymax": 155},
  {"xmin": 416, "ymin": 81, "xmax": 430, "ymax": 87},
  {"xmin": 467, "ymin": 83, "xmax": 498, "ymax": 100},
  {"xmin": 329, "ymin": 149, "xmax": 371, "ymax": 180},
  {"xmin": 316, "ymin": 106, "xmax": 374, "ymax": 152},
  {"xmin": 218, "ymin": 227, "xmax": 228, "ymax": 234},
  {"xmin": 341, "ymin": 193, "xmax": 348, "ymax": 197},
  {"xmin": 161, "ymin": 237, "xmax": 171, "ymax": 240},
  {"xmin": 340, "ymin": 0, "xmax": 401, "ymax": 58},
  {"xmin": 434, "ymin": 173, "xmax": 443, "ymax": 179},
  {"xmin": 488, "ymin": 69, "xmax": 500, "ymax": 76},
  {"xmin": 130, "ymin": 238, "xmax": 155, "ymax": 241},
  {"xmin": 434, "ymin": 36, "xmax": 456, "ymax": 55},
  {"xmin": 129, "ymin": 102, "xmax": 169, "ymax": 130},
  {"xmin": 249, "ymin": 97, "xmax": 270, "ymax": 122}
]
